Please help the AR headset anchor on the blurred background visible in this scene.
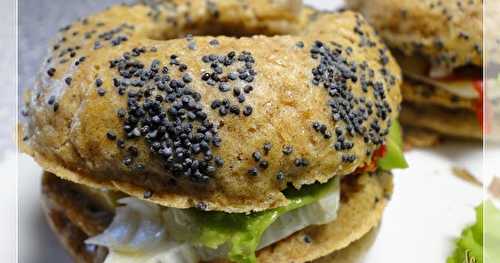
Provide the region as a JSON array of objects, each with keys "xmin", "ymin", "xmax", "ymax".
[{"xmin": 0, "ymin": 0, "xmax": 16, "ymax": 262}]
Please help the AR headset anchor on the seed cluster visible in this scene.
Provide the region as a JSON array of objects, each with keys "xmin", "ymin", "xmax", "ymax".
[
  {"xmin": 201, "ymin": 51, "xmax": 256, "ymax": 118},
  {"xmin": 33, "ymin": 1, "xmax": 402, "ymax": 191},
  {"xmin": 246, "ymin": 142, "xmax": 275, "ymax": 177},
  {"xmin": 105, "ymin": 47, "xmax": 224, "ymax": 184},
  {"xmin": 92, "ymin": 23, "xmax": 134, "ymax": 50},
  {"xmin": 310, "ymin": 39, "xmax": 393, "ymax": 163},
  {"xmin": 42, "ymin": 18, "xmax": 139, "ymax": 110}
]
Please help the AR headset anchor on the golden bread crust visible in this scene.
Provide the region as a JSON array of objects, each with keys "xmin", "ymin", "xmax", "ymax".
[
  {"xmin": 21, "ymin": 1, "xmax": 401, "ymax": 212},
  {"xmin": 400, "ymin": 102, "xmax": 482, "ymax": 139},
  {"xmin": 401, "ymin": 79, "xmax": 476, "ymax": 110}
]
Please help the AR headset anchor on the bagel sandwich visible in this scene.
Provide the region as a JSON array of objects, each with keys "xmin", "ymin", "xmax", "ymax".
[
  {"xmin": 19, "ymin": 0, "xmax": 407, "ymax": 262},
  {"xmin": 347, "ymin": 0, "xmax": 484, "ymax": 142}
]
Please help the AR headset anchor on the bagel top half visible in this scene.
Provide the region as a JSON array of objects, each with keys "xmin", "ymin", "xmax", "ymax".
[
  {"xmin": 346, "ymin": 0, "xmax": 482, "ymax": 74},
  {"xmin": 20, "ymin": 0, "xmax": 402, "ymax": 213}
]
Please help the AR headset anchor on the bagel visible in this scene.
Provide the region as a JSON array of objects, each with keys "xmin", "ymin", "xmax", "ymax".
[
  {"xmin": 346, "ymin": 0, "xmax": 483, "ymax": 141},
  {"xmin": 20, "ymin": 0, "xmax": 401, "ymax": 213},
  {"xmin": 21, "ymin": 1, "xmax": 407, "ymax": 262},
  {"xmin": 41, "ymin": 171, "xmax": 393, "ymax": 263},
  {"xmin": 346, "ymin": 0, "xmax": 482, "ymax": 74}
]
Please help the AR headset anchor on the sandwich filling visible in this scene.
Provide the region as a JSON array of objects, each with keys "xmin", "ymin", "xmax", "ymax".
[
  {"xmin": 395, "ymin": 52, "xmax": 485, "ymax": 130},
  {"xmin": 86, "ymin": 122, "xmax": 406, "ymax": 263}
]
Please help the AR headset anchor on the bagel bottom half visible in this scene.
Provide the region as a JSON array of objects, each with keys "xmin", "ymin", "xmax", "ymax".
[
  {"xmin": 41, "ymin": 171, "xmax": 393, "ymax": 263},
  {"xmin": 400, "ymin": 102, "xmax": 482, "ymax": 141},
  {"xmin": 399, "ymin": 79, "xmax": 483, "ymax": 145}
]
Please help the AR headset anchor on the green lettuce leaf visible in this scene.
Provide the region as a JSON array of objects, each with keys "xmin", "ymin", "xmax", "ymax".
[
  {"xmin": 191, "ymin": 176, "xmax": 340, "ymax": 263},
  {"xmin": 447, "ymin": 201, "xmax": 500, "ymax": 263},
  {"xmin": 484, "ymin": 201, "xmax": 500, "ymax": 263},
  {"xmin": 189, "ymin": 120, "xmax": 407, "ymax": 263},
  {"xmin": 377, "ymin": 120, "xmax": 408, "ymax": 170}
]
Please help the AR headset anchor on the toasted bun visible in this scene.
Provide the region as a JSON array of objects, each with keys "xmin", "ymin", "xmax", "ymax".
[
  {"xmin": 401, "ymin": 80, "xmax": 475, "ymax": 111},
  {"xmin": 399, "ymin": 79, "xmax": 481, "ymax": 140},
  {"xmin": 400, "ymin": 102, "xmax": 482, "ymax": 139},
  {"xmin": 41, "ymin": 171, "xmax": 393, "ymax": 263},
  {"xmin": 21, "ymin": 0, "xmax": 401, "ymax": 213},
  {"xmin": 346, "ymin": 0, "xmax": 482, "ymax": 73}
]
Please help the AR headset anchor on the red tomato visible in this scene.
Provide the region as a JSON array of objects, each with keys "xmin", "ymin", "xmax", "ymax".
[
  {"xmin": 357, "ymin": 145, "xmax": 387, "ymax": 173},
  {"xmin": 473, "ymin": 80, "xmax": 491, "ymax": 133}
]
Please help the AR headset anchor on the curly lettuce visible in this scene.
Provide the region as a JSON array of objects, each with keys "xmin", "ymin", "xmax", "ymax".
[{"xmin": 447, "ymin": 201, "xmax": 500, "ymax": 263}]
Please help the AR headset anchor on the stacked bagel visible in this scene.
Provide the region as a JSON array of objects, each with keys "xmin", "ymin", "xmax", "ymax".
[{"xmin": 348, "ymin": 0, "xmax": 484, "ymax": 144}]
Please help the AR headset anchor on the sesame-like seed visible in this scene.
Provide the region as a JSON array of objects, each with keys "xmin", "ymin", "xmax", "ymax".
[
  {"xmin": 47, "ymin": 95, "xmax": 56, "ymax": 105},
  {"xmin": 95, "ymin": 78, "xmax": 103, "ymax": 87},
  {"xmin": 219, "ymin": 83, "xmax": 230, "ymax": 92},
  {"xmin": 263, "ymin": 142, "xmax": 272, "ymax": 154},
  {"xmin": 252, "ymin": 151, "xmax": 262, "ymax": 162},
  {"xmin": 209, "ymin": 39, "xmax": 219, "ymax": 46},
  {"xmin": 248, "ymin": 167, "xmax": 258, "ymax": 176},
  {"xmin": 182, "ymin": 74, "xmax": 192, "ymax": 83},
  {"xmin": 219, "ymin": 107, "xmax": 228, "ymax": 116},
  {"xmin": 106, "ymin": 131, "xmax": 116, "ymax": 140},
  {"xmin": 233, "ymin": 87, "xmax": 241, "ymax": 96},
  {"xmin": 243, "ymin": 85, "xmax": 253, "ymax": 93},
  {"xmin": 294, "ymin": 158, "xmax": 309, "ymax": 167},
  {"xmin": 276, "ymin": 171, "xmax": 285, "ymax": 181},
  {"xmin": 237, "ymin": 94, "xmax": 245, "ymax": 103},
  {"xmin": 143, "ymin": 190, "xmax": 153, "ymax": 199},
  {"xmin": 282, "ymin": 145, "xmax": 293, "ymax": 155},
  {"xmin": 211, "ymin": 99, "xmax": 221, "ymax": 109},
  {"xmin": 342, "ymin": 154, "xmax": 357, "ymax": 163},
  {"xmin": 312, "ymin": 121, "xmax": 321, "ymax": 131},
  {"xmin": 187, "ymin": 41, "xmax": 196, "ymax": 50},
  {"xmin": 117, "ymin": 109, "xmax": 126, "ymax": 118},
  {"xmin": 47, "ymin": 68, "xmax": 56, "ymax": 77},
  {"xmin": 228, "ymin": 72, "xmax": 238, "ymax": 80},
  {"xmin": 97, "ymin": 87, "xmax": 106, "ymax": 96},
  {"xmin": 117, "ymin": 139, "xmax": 125, "ymax": 149},
  {"xmin": 201, "ymin": 72, "xmax": 211, "ymax": 81},
  {"xmin": 196, "ymin": 202, "xmax": 208, "ymax": 210},
  {"xmin": 122, "ymin": 156, "xmax": 133, "ymax": 166},
  {"xmin": 229, "ymin": 105, "xmax": 240, "ymax": 115},
  {"xmin": 259, "ymin": 160, "xmax": 269, "ymax": 169},
  {"xmin": 243, "ymin": 105, "xmax": 253, "ymax": 116},
  {"xmin": 214, "ymin": 156, "xmax": 224, "ymax": 167}
]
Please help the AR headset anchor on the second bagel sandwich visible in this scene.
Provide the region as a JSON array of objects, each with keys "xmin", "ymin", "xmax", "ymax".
[{"xmin": 347, "ymin": 0, "xmax": 484, "ymax": 142}]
